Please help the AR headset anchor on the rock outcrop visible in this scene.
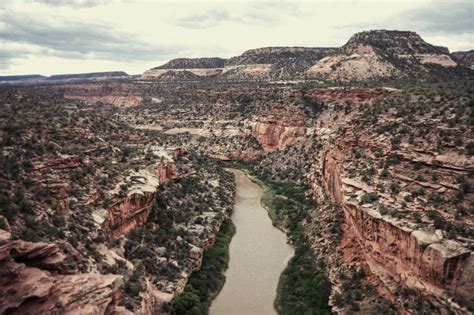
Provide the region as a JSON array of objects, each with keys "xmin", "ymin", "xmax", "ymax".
[
  {"xmin": 306, "ymin": 30, "xmax": 466, "ymax": 81},
  {"xmin": 452, "ymin": 50, "xmax": 474, "ymax": 69},
  {"xmin": 0, "ymin": 230, "xmax": 127, "ymax": 315},
  {"xmin": 251, "ymin": 103, "xmax": 310, "ymax": 151},
  {"xmin": 59, "ymin": 82, "xmax": 142, "ymax": 107},
  {"xmin": 223, "ymin": 46, "xmax": 335, "ymax": 79},
  {"xmin": 316, "ymin": 147, "xmax": 473, "ymax": 312},
  {"xmin": 101, "ymin": 148, "xmax": 182, "ymax": 238},
  {"xmin": 101, "ymin": 162, "xmax": 179, "ymax": 238},
  {"xmin": 142, "ymin": 57, "xmax": 226, "ymax": 79}
]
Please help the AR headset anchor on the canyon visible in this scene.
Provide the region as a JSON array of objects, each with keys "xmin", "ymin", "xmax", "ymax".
[{"xmin": 0, "ymin": 30, "xmax": 473, "ymax": 314}]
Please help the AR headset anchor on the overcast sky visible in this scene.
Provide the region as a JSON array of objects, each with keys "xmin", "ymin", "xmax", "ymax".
[{"xmin": 0, "ymin": 0, "xmax": 472, "ymax": 75}]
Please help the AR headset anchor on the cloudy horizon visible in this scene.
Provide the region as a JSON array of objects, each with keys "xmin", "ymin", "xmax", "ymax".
[{"xmin": 0, "ymin": 0, "xmax": 473, "ymax": 76}]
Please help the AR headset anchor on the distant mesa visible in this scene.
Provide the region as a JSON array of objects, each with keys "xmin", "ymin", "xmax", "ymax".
[
  {"xmin": 306, "ymin": 30, "xmax": 466, "ymax": 81},
  {"xmin": 48, "ymin": 71, "xmax": 129, "ymax": 81},
  {"xmin": 142, "ymin": 30, "xmax": 473, "ymax": 82},
  {"xmin": 0, "ymin": 74, "xmax": 46, "ymax": 82},
  {"xmin": 3, "ymin": 30, "xmax": 473, "ymax": 85},
  {"xmin": 0, "ymin": 71, "xmax": 130, "ymax": 85},
  {"xmin": 222, "ymin": 47, "xmax": 336, "ymax": 80},
  {"xmin": 142, "ymin": 58, "xmax": 226, "ymax": 79},
  {"xmin": 152, "ymin": 70, "xmax": 202, "ymax": 82},
  {"xmin": 153, "ymin": 57, "xmax": 226, "ymax": 69},
  {"xmin": 141, "ymin": 47, "xmax": 336, "ymax": 81}
]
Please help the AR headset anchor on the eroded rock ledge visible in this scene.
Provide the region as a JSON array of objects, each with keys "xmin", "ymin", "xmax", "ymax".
[
  {"xmin": 310, "ymin": 133, "xmax": 473, "ymax": 313},
  {"xmin": 0, "ymin": 230, "xmax": 128, "ymax": 315},
  {"xmin": 101, "ymin": 150, "xmax": 182, "ymax": 238}
]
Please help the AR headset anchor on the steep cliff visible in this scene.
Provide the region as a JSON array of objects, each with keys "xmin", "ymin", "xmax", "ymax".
[
  {"xmin": 306, "ymin": 30, "xmax": 468, "ymax": 81},
  {"xmin": 0, "ymin": 230, "xmax": 128, "ymax": 315},
  {"xmin": 59, "ymin": 82, "xmax": 142, "ymax": 107},
  {"xmin": 251, "ymin": 103, "xmax": 311, "ymax": 151},
  {"xmin": 223, "ymin": 46, "xmax": 335, "ymax": 79},
  {"xmin": 142, "ymin": 57, "xmax": 225, "ymax": 79},
  {"xmin": 316, "ymin": 145, "xmax": 473, "ymax": 312},
  {"xmin": 305, "ymin": 84, "xmax": 474, "ymax": 312},
  {"xmin": 102, "ymin": 160, "xmax": 179, "ymax": 238}
]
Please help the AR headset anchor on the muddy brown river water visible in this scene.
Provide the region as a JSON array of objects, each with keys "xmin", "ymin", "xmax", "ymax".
[{"xmin": 209, "ymin": 169, "xmax": 294, "ymax": 315}]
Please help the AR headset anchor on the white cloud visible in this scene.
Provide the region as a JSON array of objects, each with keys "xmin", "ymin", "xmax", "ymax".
[{"xmin": 0, "ymin": 0, "xmax": 472, "ymax": 75}]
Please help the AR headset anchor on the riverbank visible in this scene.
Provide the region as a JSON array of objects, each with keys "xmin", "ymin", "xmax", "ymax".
[
  {"xmin": 228, "ymin": 162, "xmax": 332, "ymax": 314},
  {"xmin": 209, "ymin": 169, "xmax": 293, "ymax": 315},
  {"xmin": 171, "ymin": 219, "xmax": 236, "ymax": 314},
  {"xmin": 229, "ymin": 166, "xmax": 294, "ymax": 232}
]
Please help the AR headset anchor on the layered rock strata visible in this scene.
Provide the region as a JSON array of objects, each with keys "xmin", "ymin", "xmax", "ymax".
[{"xmin": 0, "ymin": 230, "xmax": 127, "ymax": 315}]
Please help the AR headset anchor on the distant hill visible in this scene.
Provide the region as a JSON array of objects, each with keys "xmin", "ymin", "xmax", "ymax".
[
  {"xmin": 0, "ymin": 71, "xmax": 130, "ymax": 85},
  {"xmin": 223, "ymin": 47, "xmax": 335, "ymax": 80},
  {"xmin": 140, "ymin": 30, "xmax": 474, "ymax": 82},
  {"xmin": 152, "ymin": 70, "xmax": 202, "ymax": 82},
  {"xmin": 142, "ymin": 58, "xmax": 225, "ymax": 79},
  {"xmin": 306, "ymin": 30, "xmax": 471, "ymax": 81},
  {"xmin": 48, "ymin": 71, "xmax": 129, "ymax": 81},
  {"xmin": 152, "ymin": 57, "xmax": 226, "ymax": 69},
  {"xmin": 451, "ymin": 50, "xmax": 474, "ymax": 69},
  {"xmin": 0, "ymin": 75, "xmax": 46, "ymax": 83}
]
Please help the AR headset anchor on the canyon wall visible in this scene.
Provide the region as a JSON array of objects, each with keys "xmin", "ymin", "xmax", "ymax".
[
  {"xmin": 251, "ymin": 103, "xmax": 310, "ymax": 152},
  {"xmin": 310, "ymin": 135, "xmax": 473, "ymax": 312},
  {"xmin": 0, "ymin": 230, "xmax": 128, "ymax": 315},
  {"xmin": 102, "ymin": 162, "xmax": 178, "ymax": 238}
]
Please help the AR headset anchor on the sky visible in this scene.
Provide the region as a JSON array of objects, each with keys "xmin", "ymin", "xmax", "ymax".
[{"xmin": 0, "ymin": 0, "xmax": 473, "ymax": 76}]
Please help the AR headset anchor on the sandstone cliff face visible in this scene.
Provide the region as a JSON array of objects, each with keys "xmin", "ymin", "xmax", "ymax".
[
  {"xmin": 306, "ymin": 30, "xmax": 464, "ymax": 81},
  {"xmin": 59, "ymin": 82, "xmax": 142, "ymax": 107},
  {"xmin": 102, "ymin": 161, "xmax": 179, "ymax": 238},
  {"xmin": 321, "ymin": 149, "xmax": 471, "ymax": 309},
  {"xmin": 308, "ymin": 123, "xmax": 473, "ymax": 312},
  {"xmin": 251, "ymin": 103, "xmax": 310, "ymax": 152},
  {"xmin": 0, "ymin": 230, "xmax": 128, "ymax": 315},
  {"xmin": 31, "ymin": 154, "xmax": 83, "ymax": 216},
  {"xmin": 224, "ymin": 47, "xmax": 335, "ymax": 79}
]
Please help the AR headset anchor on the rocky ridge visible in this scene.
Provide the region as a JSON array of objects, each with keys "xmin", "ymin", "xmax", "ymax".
[
  {"xmin": 0, "ymin": 229, "xmax": 127, "ymax": 315},
  {"xmin": 452, "ymin": 50, "xmax": 474, "ymax": 69},
  {"xmin": 306, "ymin": 30, "xmax": 467, "ymax": 81},
  {"xmin": 142, "ymin": 57, "xmax": 225, "ymax": 79},
  {"xmin": 223, "ymin": 46, "xmax": 335, "ymax": 80}
]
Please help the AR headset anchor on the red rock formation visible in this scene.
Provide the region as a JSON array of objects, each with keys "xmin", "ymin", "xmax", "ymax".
[
  {"xmin": 232, "ymin": 150, "xmax": 262, "ymax": 161},
  {"xmin": 313, "ymin": 143, "xmax": 473, "ymax": 313},
  {"xmin": 252, "ymin": 103, "xmax": 309, "ymax": 151},
  {"xmin": 156, "ymin": 162, "xmax": 178, "ymax": 183},
  {"xmin": 57, "ymin": 83, "xmax": 142, "ymax": 107},
  {"xmin": 31, "ymin": 155, "xmax": 83, "ymax": 216},
  {"xmin": 102, "ymin": 189, "xmax": 157, "ymax": 238},
  {"xmin": 0, "ymin": 230, "xmax": 127, "ymax": 315},
  {"xmin": 102, "ymin": 159, "xmax": 181, "ymax": 238}
]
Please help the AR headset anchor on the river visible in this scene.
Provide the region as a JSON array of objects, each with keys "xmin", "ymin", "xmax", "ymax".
[{"xmin": 210, "ymin": 169, "xmax": 294, "ymax": 315}]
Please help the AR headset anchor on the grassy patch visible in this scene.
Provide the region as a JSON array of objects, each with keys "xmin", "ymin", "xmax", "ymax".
[
  {"xmin": 171, "ymin": 219, "xmax": 236, "ymax": 315},
  {"xmin": 276, "ymin": 243, "xmax": 332, "ymax": 315}
]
